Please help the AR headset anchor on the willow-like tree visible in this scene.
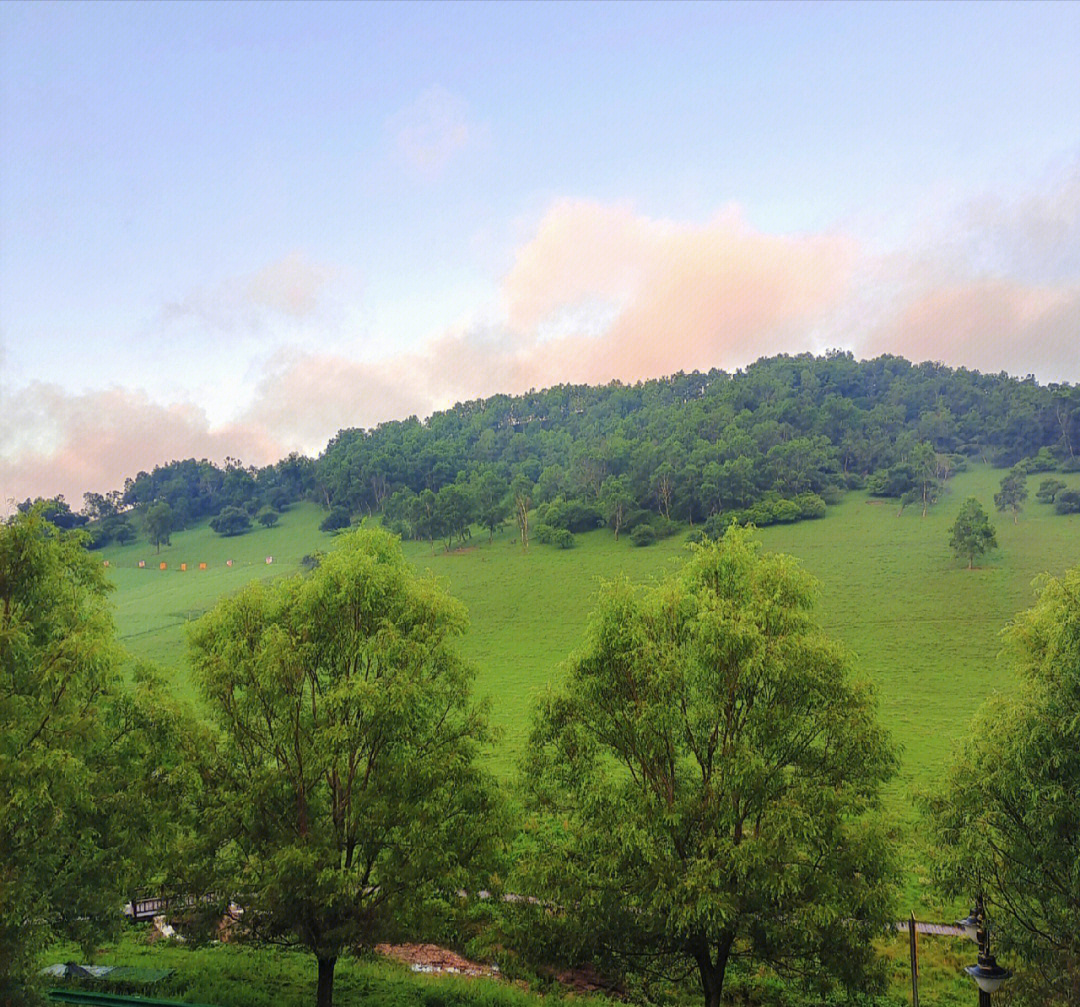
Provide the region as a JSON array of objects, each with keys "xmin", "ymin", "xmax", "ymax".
[
  {"xmin": 188, "ymin": 528, "xmax": 499, "ymax": 1007},
  {"xmin": 1, "ymin": 512, "xmax": 181, "ymax": 1003},
  {"xmin": 517, "ymin": 528, "xmax": 898, "ymax": 1007},
  {"xmin": 927, "ymin": 566, "xmax": 1080, "ymax": 1005}
]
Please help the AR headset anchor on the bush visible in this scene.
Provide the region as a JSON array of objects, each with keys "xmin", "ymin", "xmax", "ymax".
[
  {"xmin": 542, "ymin": 498, "xmax": 604, "ymax": 533},
  {"xmin": 1055, "ymin": 490, "xmax": 1080, "ymax": 515},
  {"xmin": 630, "ymin": 524, "xmax": 656, "ymax": 547},
  {"xmin": 209, "ymin": 506, "xmax": 252, "ymax": 537},
  {"xmin": 794, "ymin": 492, "xmax": 827, "ymax": 519},
  {"xmin": 534, "ymin": 524, "xmax": 575, "ymax": 548},
  {"xmin": 320, "ymin": 507, "xmax": 352, "ymax": 532},
  {"xmin": 1060, "ymin": 456, "xmax": 1080, "ymax": 473},
  {"xmin": 551, "ymin": 528, "xmax": 575, "ymax": 549},
  {"xmin": 1018, "ymin": 447, "xmax": 1059, "ymax": 473}
]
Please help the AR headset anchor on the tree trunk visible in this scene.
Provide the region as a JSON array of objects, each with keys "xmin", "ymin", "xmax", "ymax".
[
  {"xmin": 316, "ymin": 955, "xmax": 337, "ymax": 1007},
  {"xmin": 693, "ymin": 932, "xmax": 734, "ymax": 1007}
]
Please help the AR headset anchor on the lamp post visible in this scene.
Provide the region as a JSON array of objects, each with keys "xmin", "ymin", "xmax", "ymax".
[{"xmin": 956, "ymin": 893, "xmax": 1011, "ymax": 1005}]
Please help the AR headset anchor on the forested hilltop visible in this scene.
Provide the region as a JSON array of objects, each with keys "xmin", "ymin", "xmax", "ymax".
[{"xmin": 24, "ymin": 352, "xmax": 1080, "ymax": 547}]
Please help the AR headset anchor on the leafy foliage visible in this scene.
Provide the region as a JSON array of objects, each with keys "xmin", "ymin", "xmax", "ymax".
[
  {"xmin": 516, "ymin": 528, "xmax": 898, "ymax": 1007},
  {"xmin": 927, "ymin": 566, "xmax": 1080, "ymax": 1006}
]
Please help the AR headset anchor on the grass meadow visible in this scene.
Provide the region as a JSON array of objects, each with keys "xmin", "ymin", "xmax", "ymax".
[{"xmin": 101, "ymin": 465, "xmax": 1080, "ymax": 804}]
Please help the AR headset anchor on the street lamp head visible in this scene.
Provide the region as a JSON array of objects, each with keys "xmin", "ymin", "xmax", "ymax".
[
  {"xmin": 955, "ymin": 910, "xmax": 980, "ymax": 943},
  {"xmin": 965, "ymin": 959, "xmax": 1012, "ymax": 994}
]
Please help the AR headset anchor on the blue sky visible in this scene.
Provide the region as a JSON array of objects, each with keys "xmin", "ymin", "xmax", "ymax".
[{"xmin": 2, "ymin": 0, "xmax": 1078, "ymax": 507}]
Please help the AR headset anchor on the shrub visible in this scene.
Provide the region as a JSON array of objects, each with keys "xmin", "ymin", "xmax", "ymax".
[
  {"xmin": 209, "ymin": 506, "xmax": 252, "ymax": 537},
  {"xmin": 630, "ymin": 524, "xmax": 656, "ymax": 547},
  {"xmin": 551, "ymin": 528, "xmax": 575, "ymax": 549},
  {"xmin": 320, "ymin": 507, "xmax": 352, "ymax": 532},
  {"xmin": 539, "ymin": 498, "xmax": 604, "ymax": 533},
  {"xmin": 795, "ymin": 492, "xmax": 827, "ymax": 519},
  {"xmin": 1055, "ymin": 490, "xmax": 1080, "ymax": 515},
  {"xmin": 534, "ymin": 524, "xmax": 575, "ymax": 548},
  {"xmin": 1018, "ymin": 447, "xmax": 1059, "ymax": 473}
]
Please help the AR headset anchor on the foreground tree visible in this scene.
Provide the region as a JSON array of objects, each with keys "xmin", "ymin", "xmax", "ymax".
[
  {"xmin": 950, "ymin": 497, "xmax": 998, "ymax": 569},
  {"xmin": 518, "ymin": 528, "xmax": 898, "ymax": 1007},
  {"xmin": 188, "ymin": 529, "xmax": 499, "ymax": 1007},
  {"xmin": 0, "ymin": 513, "xmax": 175, "ymax": 1003},
  {"xmin": 927, "ymin": 566, "xmax": 1080, "ymax": 1005}
]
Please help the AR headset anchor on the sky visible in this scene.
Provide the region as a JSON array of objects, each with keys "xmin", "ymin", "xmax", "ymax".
[{"xmin": 2, "ymin": 0, "xmax": 1078, "ymax": 510}]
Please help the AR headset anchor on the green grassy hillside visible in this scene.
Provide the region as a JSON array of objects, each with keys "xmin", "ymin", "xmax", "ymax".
[
  {"xmin": 101, "ymin": 466, "xmax": 1080, "ymax": 806},
  {"xmin": 101, "ymin": 502, "xmax": 339, "ymax": 699}
]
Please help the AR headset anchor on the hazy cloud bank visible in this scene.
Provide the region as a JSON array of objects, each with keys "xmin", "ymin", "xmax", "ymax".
[{"xmin": 5, "ymin": 165, "xmax": 1078, "ymax": 511}]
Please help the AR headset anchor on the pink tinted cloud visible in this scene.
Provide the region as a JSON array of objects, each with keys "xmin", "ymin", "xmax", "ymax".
[
  {"xmin": 503, "ymin": 200, "xmax": 857, "ymax": 381},
  {"xmin": 246, "ymin": 252, "xmax": 334, "ymax": 317},
  {"xmin": 0, "ymin": 383, "xmax": 284, "ymax": 510},
  {"xmin": 861, "ymin": 278, "xmax": 1080, "ymax": 382}
]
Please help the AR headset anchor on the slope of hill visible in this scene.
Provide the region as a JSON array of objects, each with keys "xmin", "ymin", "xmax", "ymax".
[{"xmin": 102, "ymin": 466, "xmax": 1080, "ymax": 812}]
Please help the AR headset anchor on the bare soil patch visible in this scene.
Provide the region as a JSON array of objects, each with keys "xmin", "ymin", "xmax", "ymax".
[{"xmin": 375, "ymin": 943, "xmax": 498, "ymax": 977}]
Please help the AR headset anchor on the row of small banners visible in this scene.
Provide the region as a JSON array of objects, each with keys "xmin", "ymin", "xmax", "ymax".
[{"xmin": 102, "ymin": 557, "xmax": 274, "ymax": 569}]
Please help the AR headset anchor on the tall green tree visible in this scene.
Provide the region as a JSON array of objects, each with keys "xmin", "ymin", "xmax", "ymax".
[
  {"xmin": 144, "ymin": 500, "xmax": 173, "ymax": 553},
  {"xmin": 950, "ymin": 497, "xmax": 998, "ymax": 569},
  {"xmin": 474, "ymin": 468, "xmax": 509, "ymax": 543},
  {"xmin": 927, "ymin": 566, "xmax": 1080, "ymax": 1006},
  {"xmin": 599, "ymin": 474, "xmax": 633, "ymax": 541},
  {"xmin": 995, "ymin": 466, "xmax": 1029, "ymax": 524},
  {"xmin": 510, "ymin": 475, "xmax": 532, "ymax": 549},
  {"xmin": 0, "ymin": 513, "xmax": 174, "ymax": 1002},
  {"xmin": 188, "ymin": 529, "xmax": 499, "ymax": 1007},
  {"xmin": 517, "ymin": 528, "xmax": 898, "ymax": 1007}
]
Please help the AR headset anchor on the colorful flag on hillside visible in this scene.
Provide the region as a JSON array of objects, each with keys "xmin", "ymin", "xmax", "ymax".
[
  {"xmin": 160, "ymin": 562, "xmax": 167, "ymax": 570},
  {"xmin": 180, "ymin": 563, "xmax": 187, "ymax": 572},
  {"xmin": 199, "ymin": 562, "xmax": 207, "ymax": 570},
  {"xmin": 226, "ymin": 559, "xmax": 233, "ymax": 567},
  {"xmin": 138, "ymin": 560, "xmax": 145, "ymax": 568},
  {"xmin": 265, "ymin": 556, "xmax": 273, "ymax": 564},
  {"xmin": 103, "ymin": 560, "xmax": 109, "ymax": 567}
]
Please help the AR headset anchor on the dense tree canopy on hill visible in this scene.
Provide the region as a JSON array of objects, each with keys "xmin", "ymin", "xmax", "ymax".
[{"xmin": 49, "ymin": 353, "xmax": 1080, "ymax": 546}]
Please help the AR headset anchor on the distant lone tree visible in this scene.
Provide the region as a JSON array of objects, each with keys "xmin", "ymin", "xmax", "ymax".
[
  {"xmin": 144, "ymin": 501, "xmax": 173, "ymax": 554},
  {"xmin": 257, "ymin": 507, "xmax": 280, "ymax": 529},
  {"xmin": 994, "ymin": 466, "xmax": 1029, "ymax": 524},
  {"xmin": 950, "ymin": 497, "xmax": 998, "ymax": 569}
]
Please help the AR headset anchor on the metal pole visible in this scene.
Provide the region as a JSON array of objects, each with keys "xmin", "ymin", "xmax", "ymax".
[
  {"xmin": 909, "ymin": 911, "xmax": 919, "ymax": 1007},
  {"xmin": 976, "ymin": 893, "xmax": 991, "ymax": 1007}
]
